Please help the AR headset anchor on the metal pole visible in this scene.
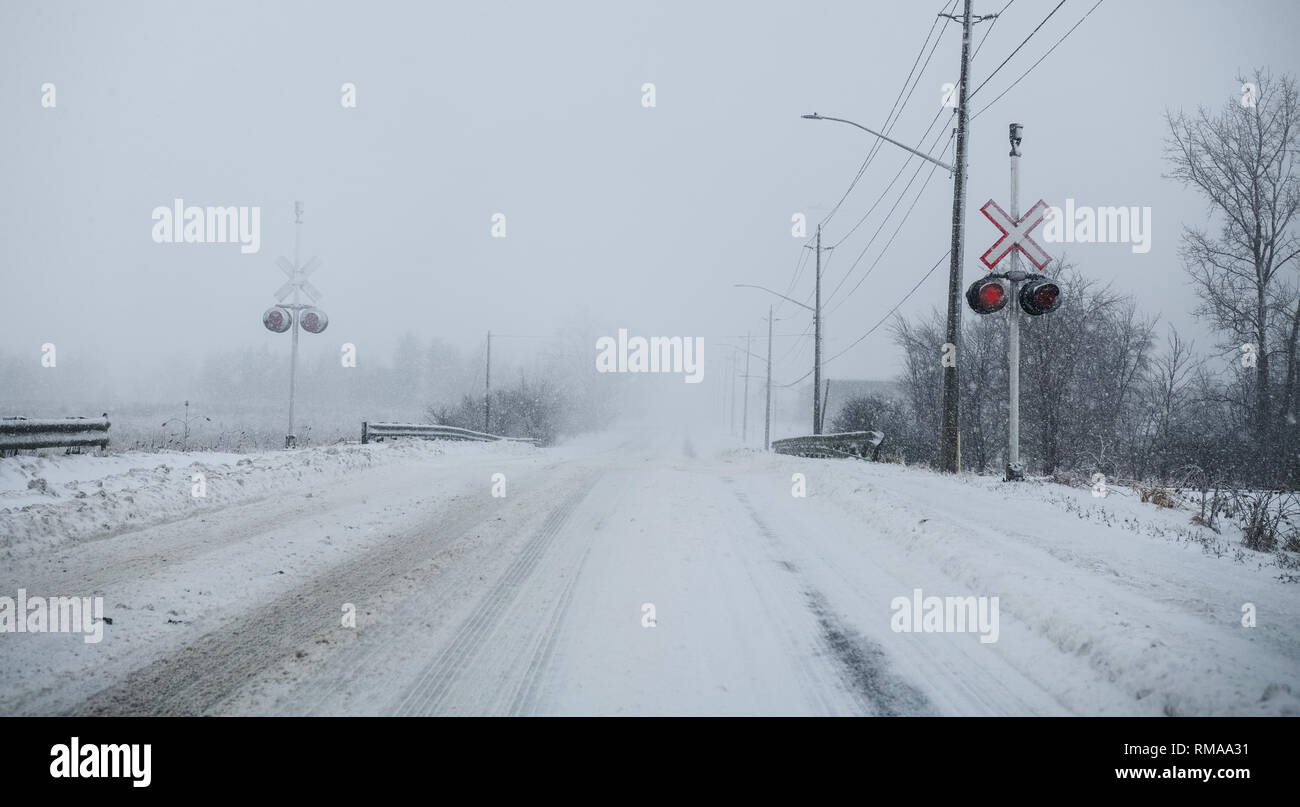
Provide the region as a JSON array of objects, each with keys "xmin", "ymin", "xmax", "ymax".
[
  {"xmin": 286, "ymin": 202, "xmax": 302, "ymax": 449},
  {"xmin": 765, "ymin": 306, "xmax": 773, "ymax": 451},
  {"xmin": 814, "ymin": 224, "xmax": 823, "ymax": 435},
  {"xmin": 484, "ymin": 330, "xmax": 491, "ymax": 432},
  {"xmin": 742, "ymin": 332, "xmax": 751, "ymax": 443},
  {"xmin": 940, "ymin": 0, "xmax": 973, "ymax": 473},
  {"xmin": 1007, "ymin": 123, "xmax": 1024, "ymax": 481},
  {"xmin": 730, "ymin": 352, "xmax": 737, "ymax": 434},
  {"xmin": 801, "ymin": 114, "xmax": 954, "ymax": 172}
]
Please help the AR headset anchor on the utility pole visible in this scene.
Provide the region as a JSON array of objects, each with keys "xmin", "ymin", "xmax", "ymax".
[
  {"xmin": 940, "ymin": 0, "xmax": 974, "ymax": 473},
  {"xmin": 286, "ymin": 202, "xmax": 303, "ymax": 448},
  {"xmin": 1006, "ymin": 122, "xmax": 1025, "ymax": 481},
  {"xmin": 765, "ymin": 306, "xmax": 774, "ymax": 451},
  {"xmin": 742, "ymin": 331, "xmax": 751, "ymax": 443},
  {"xmin": 484, "ymin": 330, "xmax": 492, "ymax": 432},
  {"xmin": 814, "ymin": 225, "xmax": 823, "ymax": 435},
  {"xmin": 729, "ymin": 352, "xmax": 737, "ymax": 434},
  {"xmin": 803, "ymin": 225, "xmax": 832, "ymax": 435}
]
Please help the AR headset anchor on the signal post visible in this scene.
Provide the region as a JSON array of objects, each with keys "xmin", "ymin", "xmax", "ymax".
[{"xmin": 964, "ymin": 124, "xmax": 1060, "ymax": 480}]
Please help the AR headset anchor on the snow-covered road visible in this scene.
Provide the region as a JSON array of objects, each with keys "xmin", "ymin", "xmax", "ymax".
[{"xmin": 2, "ymin": 429, "xmax": 1296, "ymax": 716}]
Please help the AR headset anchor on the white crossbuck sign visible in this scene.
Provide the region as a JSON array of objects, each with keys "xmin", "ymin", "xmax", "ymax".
[
  {"xmin": 979, "ymin": 198, "xmax": 1052, "ymax": 271},
  {"xmin": 275, "ymin": 256, "xmax": 322, "ymax": 303}
]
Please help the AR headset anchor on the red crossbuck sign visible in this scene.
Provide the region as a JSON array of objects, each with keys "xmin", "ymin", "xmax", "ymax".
[{"xmin": 979, "ymin": 198, "xmax": 1052, "ymax": 271}]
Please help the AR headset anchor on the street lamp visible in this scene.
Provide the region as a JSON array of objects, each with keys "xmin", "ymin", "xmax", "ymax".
[
  {"xmin": 801, "ymin": 114, "xmax": 954, "ymax": 172},
  {"xmin": 734, "ymin": 283, "xmax": 814, "ymax": 312},
  {"xmin": 802, "ymin": 110, "xmax": 968, "ymax": 472}
]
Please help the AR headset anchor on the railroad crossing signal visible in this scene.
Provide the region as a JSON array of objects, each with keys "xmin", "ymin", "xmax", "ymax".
[
  {"xmin": 979, "ymin": 198, "xmax": 1052, "ymax": 271},
  {"xmin": 965, "ymin": 273, "xmax": 1060, "ymax": 316},
  {"xmin": 969, "ymin": 194, "xmax": 1060, "ymax": 318},
  {"xmin": 275, "ymin": 255, "xmax": 322, "ymax": 303},
  {"xmin": 265, "ymin": 255, "xmax": 328, "ymax": 334},
  {"xmin": 264, "ymin": 202, "xmax": 329, "ymax": 448}
]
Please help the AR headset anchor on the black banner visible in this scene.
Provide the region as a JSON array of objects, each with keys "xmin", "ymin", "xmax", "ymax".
[{"xmin": 0, "ymin": 717, "xmax": 1284, "ymax": 794}]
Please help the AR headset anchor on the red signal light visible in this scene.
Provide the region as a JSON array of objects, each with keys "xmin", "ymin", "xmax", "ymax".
[
  {"xmin": 300, "ymin": 307, "xmax": 329, "ymax": 334},
  {"xmin": 1019, "ymin": 279, "xmax": 1061, "ymax": 315},
  {"xmin": 263, "ymin": 306, "xmax": 292, "ymax": 333},
  {"xmin": 966, "ymin": 276, "xmax": 1009, "ymax": 314}
]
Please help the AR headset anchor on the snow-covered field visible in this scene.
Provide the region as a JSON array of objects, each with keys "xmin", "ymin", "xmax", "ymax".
[
  {"xmin": 0, "ymin": 428, "xmax": 1295, "ymax": 716},
  {"xmin": 0, "ymin": 440, "xmax": 532, "ymax": 558}
]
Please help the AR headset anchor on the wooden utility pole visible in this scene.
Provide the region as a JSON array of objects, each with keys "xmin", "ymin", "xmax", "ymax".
[
  {"xmin": 940, "ymin": 0, "xmax": 974, "ymax": 473},
  {"xmin": 742, "ymin": 332, "xmax": 751, "ymax": 442},
  {"xmin": 765, "ymin": 307, "xmax": 774, "ymax": 450},
  {"xmin": 803, "ymin": 225, "xmax": 832, "ymax": 435}
]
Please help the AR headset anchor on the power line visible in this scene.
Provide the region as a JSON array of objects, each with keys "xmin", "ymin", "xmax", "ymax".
[
  {"xmin": 766, "ymin": 226, "xmax": 818, "ymax": 322},
  {"xmin": 780, "ymin": 242, "xmax": 812, "ymax": 299},
  {"xmin": 774, "ymin": 248, "xmax": 837, "ymax": 362},
  {"xmin": 824, "ymin": 0, "xmax": 1000, "ymax": 255},
  {"xmin": 779, "ymin": 249, "xmax": 950, "ymax": 387},
  {"xmin": 828, "ymin": 154, "xmax": 946, "ymax": 316},
  {"xmin": 824, "ymin": 120, "xmax": 952, "ymax": 305},
  {"xmin": 824, "ymin": 250, "xmax": 951, "ymax": 365},
  {"xmin": 777, "ymin": 320, "xmax": 814, "ymax": 364},
  {"xmin": 826, "ymin": 69, "xmax": 955, "ymax": 250},
  {"xmin": 972, "ymin": 0, "xmax": 1014, "ymax": 59},
  {"xmin": 776, "ymin": 243, "xmax": 815, "ymax": 317},
  {"xmin": 771, "ymin": 0, "xmax": 1007, "ymax": 392},
  {"xmin": 818, "ymin": 0, "xmax": 958, "ymax": 231},
  {"xmin": 968, "ymin": 0, "xmax": 1067, "ymax": 100},
  {"xmin": 972, "ymin": 0, "xmax": 1105, "ymax": 120},
  {"xmin": 819, "ymin": 0, "xmax": 954, "ymax": 228},
  {"xmin": 821, "ymin": 0, "xmax": 1009, "ymax": 316}
]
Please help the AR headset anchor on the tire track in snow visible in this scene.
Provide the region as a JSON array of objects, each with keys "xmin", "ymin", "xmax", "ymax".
[
  {"xmin": 803, "ymin": 590, "xmax": 933, "ymax": 716},
  {"xmin": 68, "ymin": 486, "xmax": 503, "ymax": 716},
  {"xmin": 728, "ymin": 483, "xmax": 934, "ymax": 716},
  {"xmin": 390, "ymin": 481, "xmax": 594, "ymax": 716}
]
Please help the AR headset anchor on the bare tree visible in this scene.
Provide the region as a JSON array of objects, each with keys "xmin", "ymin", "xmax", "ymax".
[
  {"xmin": 1134, "ymin": 326, "xmax": 1198, "ymax": 480},
  {"xmin": 1165, "ymin": 70, "xmax": 1300, "ymax": 483},
  {"xmin": 890, "ymin": 312, "xmax": 945, "ymax": 467}
]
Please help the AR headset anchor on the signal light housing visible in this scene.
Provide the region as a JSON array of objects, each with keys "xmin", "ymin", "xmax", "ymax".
[
  {"xmin": 1019, "ymin": 279, "xmax": 1061, "ymax": 316},
  {"xmin": 966, "ymin": 276, "xmax": 1009, "ymax": 314},
  {"xmin": 300, "ymin": 307, "xmax": 329, "ymax": 334},
  {"xmin": 263, "ymin": 306, "xmax": 292, "ymax": 333}
]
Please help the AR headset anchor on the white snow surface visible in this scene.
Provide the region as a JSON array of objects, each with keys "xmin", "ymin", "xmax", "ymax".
[
  {"xmin": 0, "ymin": 440, "xmax": 531, "ymax": 558},
  {"xmin": 0, "ymin": 427, "xmax": 1295, "ymax": 716}
]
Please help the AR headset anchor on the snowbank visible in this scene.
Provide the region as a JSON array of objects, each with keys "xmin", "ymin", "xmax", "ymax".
[{"xmin": 763, "ymin": 455, "xmax": 1300, "ymax": 715}]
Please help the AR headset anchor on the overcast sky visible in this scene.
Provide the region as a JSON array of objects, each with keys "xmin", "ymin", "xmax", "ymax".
[{"xmin": 3, "ymin": 0, "xmax": 1299, "ymax": 399}]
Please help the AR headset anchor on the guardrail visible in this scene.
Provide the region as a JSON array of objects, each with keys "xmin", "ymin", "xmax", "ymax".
[
  {"xmin": 0, "ymin": 414, "xmax": 111, "ymax": 456},
  {"xmin": 361, "ymin": 422, "xmax": 539, "ymax": 445},
  {"xmin": 771, "ymin": 430, "xmax": 883, "ymax": 460}
]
